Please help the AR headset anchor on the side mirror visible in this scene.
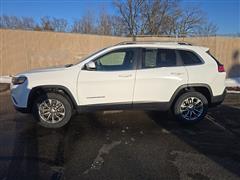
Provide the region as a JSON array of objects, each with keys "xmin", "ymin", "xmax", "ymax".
[{"xmin": 85, "ymin": 61, "xmax": 96, "ymax": 70}]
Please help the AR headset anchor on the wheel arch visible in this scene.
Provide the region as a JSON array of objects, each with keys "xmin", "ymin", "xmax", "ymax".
[
  {"xmin": 27, "ymin": 85, "xmax": 78, "ymax": 111},
  {"xmin": 170, "ymin": 84, "xmax": 213, "ymax": 109}
]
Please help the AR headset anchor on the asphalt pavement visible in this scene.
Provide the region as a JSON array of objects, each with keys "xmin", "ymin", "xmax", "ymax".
[{"xmin": 0, "ymin": 87, "xmax": 240, "ymax": 180}]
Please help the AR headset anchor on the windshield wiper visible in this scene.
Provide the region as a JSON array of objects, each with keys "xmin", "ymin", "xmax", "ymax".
[{"xmin": 65, "ymin": 64, "xmax": 73, "ymax": 67}]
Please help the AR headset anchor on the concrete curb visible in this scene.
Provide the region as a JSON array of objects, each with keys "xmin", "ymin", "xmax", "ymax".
[
  {"xmin": 0, "ymin": 83, "xmax": 10, "ymax": 93},
  {"xmin": 0, "ymin": 76, "xmax": 12, "ymax": 84}
]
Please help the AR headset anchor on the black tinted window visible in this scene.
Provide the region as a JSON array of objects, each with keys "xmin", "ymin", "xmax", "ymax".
[
  {"xmin": 95, "ymin": 49, "xmax": 135, "ymax": 71},
  {"xmin": 143, "ymin": 49, "xmax": 177, "ymax": 68},
  {"xmin": 178, "ymin": 50, "xmax": 202, "ymax": 65},
  {"xmin": 143, "ymin": 49, "xmax": 158, "ymax": 68},
  {"xmin": 157, "ymin": 49, "xmax": 177, "ymax": 67}
]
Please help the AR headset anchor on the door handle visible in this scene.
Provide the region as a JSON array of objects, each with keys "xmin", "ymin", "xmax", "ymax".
[
  {"xmin": 170, "ymin": 72, "xmax": 184, "ymax": 76},
  {"xmin": 118, "ymin": 74, "xmax": 132, "ymax": 77}
]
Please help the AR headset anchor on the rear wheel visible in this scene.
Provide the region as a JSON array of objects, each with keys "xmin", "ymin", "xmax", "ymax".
[
  {"xmin": 173, "ymin": 92, "xmax": 208, "ymax": 124},
  {"xmin": 32, "ymin": 93, "xmax": 72, "ymax": 128}
]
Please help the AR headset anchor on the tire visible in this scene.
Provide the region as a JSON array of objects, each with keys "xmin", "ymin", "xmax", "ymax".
[
  {"xmin": 32, "ymin": 92, "xmax": 72, "ymax": 128},
  {"xmin": 173, "ymin": 91, "xmax": 208, "ymax": 124}
]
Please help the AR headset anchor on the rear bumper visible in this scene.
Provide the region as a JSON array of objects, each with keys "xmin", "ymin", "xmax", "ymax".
[{"xmin": 211, "ymin": 89, "xmax": 226, "ymax": 107}]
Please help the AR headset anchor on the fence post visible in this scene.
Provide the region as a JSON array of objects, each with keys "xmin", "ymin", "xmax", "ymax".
[{"xmin": 132, "ymin": 35, "xmax": 136, "ymax": 42}]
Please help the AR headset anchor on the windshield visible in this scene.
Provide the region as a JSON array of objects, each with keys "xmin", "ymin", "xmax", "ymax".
[{"xmin": 75, "ymin": 48, "xmax": 107, "ymax": 64}]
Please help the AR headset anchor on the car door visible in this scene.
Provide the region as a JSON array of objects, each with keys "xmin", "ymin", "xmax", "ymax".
[
  {"xmin": 133, "ymin": 48, "xmax": 188, "ymax": 104},
  {"xmin": 77, "ymin": 48, "xmax": 138, "ymax": 106}
]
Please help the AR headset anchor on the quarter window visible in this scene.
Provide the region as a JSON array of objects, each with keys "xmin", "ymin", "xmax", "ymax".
[
  {"xmin": 95, "ymin": 49, "xmax": 135, "ymax": 71},
  {"xmin": 178, "ymin": 50, "xmax": 202, "ymax": 65}
]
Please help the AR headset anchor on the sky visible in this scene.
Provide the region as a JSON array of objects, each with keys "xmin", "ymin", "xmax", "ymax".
[{"xmin": 0, "ymin": 0, "xmax": 239, "ymax": 35}]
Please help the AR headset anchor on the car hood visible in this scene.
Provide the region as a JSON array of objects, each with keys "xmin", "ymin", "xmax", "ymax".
[{"xmin": 18, "ymin": 65, "xmax": 71, "ymax": 75}]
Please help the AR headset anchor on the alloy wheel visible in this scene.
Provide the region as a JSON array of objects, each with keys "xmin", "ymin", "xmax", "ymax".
[
  {"xmin": 180, "ymin": 97, "xmax": 204, "ymax": 121},
  {"xmin": 38, "ymin": 99, "xmax": 65, "ymax": 123}
]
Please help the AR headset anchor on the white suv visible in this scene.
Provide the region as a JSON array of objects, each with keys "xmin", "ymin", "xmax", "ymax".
[{"xmin": 10, "ymin": 42, "xmax": 226, "ymax": 128}]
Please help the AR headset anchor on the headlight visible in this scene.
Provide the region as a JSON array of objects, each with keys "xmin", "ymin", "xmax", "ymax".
[{"xmin": 12, "ymin": 76, "xmax": 27, "ymax": 85}]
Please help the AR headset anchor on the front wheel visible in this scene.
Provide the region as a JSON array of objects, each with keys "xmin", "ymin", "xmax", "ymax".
[
  {"xmin": 173, "ymin": 92, "xmax": 208, "ymax": 124},
  {"xmin": 32, "ymin": 93, "xmax": 72, "ymax": 128}
]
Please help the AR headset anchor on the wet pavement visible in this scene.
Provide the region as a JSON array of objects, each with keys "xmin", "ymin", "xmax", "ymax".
[{"xmin": 0, "ymin": 89, "xmax": 240, "ymax": 180}]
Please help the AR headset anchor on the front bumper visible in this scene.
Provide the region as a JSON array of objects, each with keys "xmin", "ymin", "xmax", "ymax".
[
  {"xmin": 10, "ymin": 81, "xmax": 31, "ymax": 113},
  {"xmin": 211, "ymin": 88, "xmax": 226, "ymax": 107},
  {"xmin": 13, "ymin": 105, "xmax": 30, "ymax": 113}
]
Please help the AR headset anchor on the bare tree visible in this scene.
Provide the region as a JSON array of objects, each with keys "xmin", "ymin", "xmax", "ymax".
[
  {"xmin": 21, "ymin": 17, "xmax": 35, "ymax": 29},
  {"xmin": 141, "ymin": 0, "xmax": 175, "ymax": 35},
  {"xmin": 114, "ymin": 1, "xmax": 217, "ymax": 37},
  {"xmin": 71, "ymin": 19, "xmax": 81, "ymax": 33},
  {"xmin": 71, "ymin": 11, "xmax": 96, "ymax": 34},
  {"xmin": 96, "ymin": 11, "xmax": 113, "ymax": 35},
  {"xmin": 34, "ymin": 25, "xmax": 42, "ymax": 31},
  {"xmin": 114, "ymin": 0, "xmax": 143, "ymax": 37},
  {"xmin": 173, "ymin": 7, "xmax": 205, "ymax": 36},
  {"xmin": 51, "ymin": 18, "xmax": 68, "ymax": 32},
  {"xmin": 196, "ymin": 22, "xmax": 218, "ymax": 36},
  {"xmin": 0, "ymin": 15, "xmax": 35, "ymax": 30},
  {"xmin": 40, "ymin": 16, "xmax": 54, "ymax": 31},
  {"xmin": 111, "ymin": 15, "xmax": 128, "ymax": 36},
  {"xmin": 0, "ymin": 15, "xmax": 19, "ymax": 29},
  {"xmin": 114, "ymin": 0, "xmax": 183, "ymax": 36},
  {"xmin": 0, "ymin": 15, "xmax": 68, "ymax": 32}
]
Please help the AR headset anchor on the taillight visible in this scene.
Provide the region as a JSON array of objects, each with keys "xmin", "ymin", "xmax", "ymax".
[
  {"xmin": 218, "ymin": 64, "xmax": 225, "ymax": 72},
  {"xmin": 206, "ymin": 50, "xmax": 225, "ymax": 73}
]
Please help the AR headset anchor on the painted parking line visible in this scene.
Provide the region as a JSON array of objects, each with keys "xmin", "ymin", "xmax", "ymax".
[
  {"xmin": 206, "ymin": 114, "xmax": 235, "ymax": 136},
  {"xmin": 103, "ymin": 110, "xmax": 123, "ymax": 114},
  {"xmin": 205, "ymin": 114, "xmax": 227, "ymax": 131}
]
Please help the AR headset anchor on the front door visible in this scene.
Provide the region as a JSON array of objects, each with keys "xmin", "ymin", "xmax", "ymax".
[{"xmin": 77, "ymin": 48, "xmax": 138, "ymax": 106}]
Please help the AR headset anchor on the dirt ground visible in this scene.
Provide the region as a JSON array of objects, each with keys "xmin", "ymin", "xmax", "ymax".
[{"xmin": 0, "ymin": 87, "xmax": 240, "ymax": 180}]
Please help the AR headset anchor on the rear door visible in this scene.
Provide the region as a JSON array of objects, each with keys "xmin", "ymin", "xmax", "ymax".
[{"xmin": 133, "ymin": 48, "xmax": 188, "ymax": 103}]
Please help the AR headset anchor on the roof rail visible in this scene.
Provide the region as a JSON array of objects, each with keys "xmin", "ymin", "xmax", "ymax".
[
  {"xmin": 116, "ymin": 41, "xmax": 192, "ymax": 46},
  {"xmin": 177, "ymin": 42, "xmax": 192, "ymax": 46}
]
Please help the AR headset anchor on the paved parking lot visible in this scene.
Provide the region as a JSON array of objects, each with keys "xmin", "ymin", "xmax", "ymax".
[{"xmin": 0, "ymin": 87, "xmax": 240, "ymax": 180}]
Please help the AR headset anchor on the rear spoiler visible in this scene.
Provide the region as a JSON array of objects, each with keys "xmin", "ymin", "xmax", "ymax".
[{"xmin": 199, "ymin": 46, "xmax": 209, "ymax": 52}]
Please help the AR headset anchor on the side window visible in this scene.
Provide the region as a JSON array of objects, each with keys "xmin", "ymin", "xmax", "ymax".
[
  {"xmin": 157, "ymin": 49, "xmax": 177, "ymax": 67},
  {"xmin": 178, "ymin": 50, "xmax": 202, "ymax": 65},
  {"xmin": 143, "ymin": 49, "xmax": 158, "ymax": 68},
  {"xmin": 142, "ymin": 49, "xmax": 177, "ymax": 68},
  {"xmin": 95, "ymin": 49, "xmax": 135, "ymax": 71}
]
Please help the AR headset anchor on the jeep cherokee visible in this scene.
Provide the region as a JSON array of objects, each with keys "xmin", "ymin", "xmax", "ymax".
[{"xmin": 10, "ymin": 42, "xmax": 226, "ymax": 128}]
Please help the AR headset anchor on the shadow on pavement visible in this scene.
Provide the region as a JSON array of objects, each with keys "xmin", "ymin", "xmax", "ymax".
[
  {"xmin": 5, "ymin": 115, "xmax": 39, "ymax": 180},
  {"xmin": 4, "ymin": 114, "xmax": 71, "ymax": 180},
  {"xmin": 147, "ymin": 104, "xmax": 240, "ymax": 178}
]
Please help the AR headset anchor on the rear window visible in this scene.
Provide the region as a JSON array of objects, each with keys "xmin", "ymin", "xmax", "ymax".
[{"xmin": 178, "ymin": 50, "xmax": 202, "ymax": 65}]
